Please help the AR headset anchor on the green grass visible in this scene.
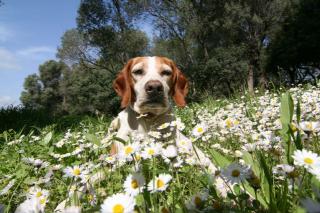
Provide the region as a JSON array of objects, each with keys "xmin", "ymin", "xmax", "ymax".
[{"xmin": 1, "ymin": 86, "xmax": 320, "ymax": 212}]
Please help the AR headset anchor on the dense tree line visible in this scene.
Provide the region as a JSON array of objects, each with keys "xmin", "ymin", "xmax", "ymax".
[{"xmin": 21, "ymin": 0, "xmax": 320, "ymax": 115}]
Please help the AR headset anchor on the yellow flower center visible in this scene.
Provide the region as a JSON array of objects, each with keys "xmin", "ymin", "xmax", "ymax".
[
  {"xmin": 306, "ymin": 123, "xmax": 313, "ymax": 130},
  {"xmin": 36, "ymin": 191, "xmax": 42, "ymax": 197},
  {"xmin": 197, "ymin": 127, "xmax": 203, "ymax": 133},
  {"xmin": 131, "ymin": 179, "xmax": 139, "ymax": 189},
  {"xmin": 40, "ymin": 198, "xmax": 46, "ymax": 205},
  {"xmin": 125, "ymin": 146, "xmax": 133, "ymax": 155},
  {"xmin": 194, "ymin": 196, "xmax": 202, "ymax": 207},
  {"xmin": 135, "ymin": 154, "xmax": 141, "ymax": 161},
  {"xmin": 234, "ymin": 119, "xmax": 239, "ymax": 125},
  {"xmin": 231, "ymin": 169, "xmax": 240, "ymax": 177},
  {"xmin": 304, "ymin": 157, "xmax": 314, "ymax": 165},
  {"xmin": 88, "ymin": 194, "xmax": 94, "ymax": 201},
  {"xmin": 148, "ymin": 149, "xmax": 155, "ymax": 156},
  {"xmin": 157, "ymin": 179, "xmax": 165, "ymax": 188},
  {"xmin": 290, "ymin": 123, "xmax": 297, "ymax": 132},
  {"xmin": 113, "ymin": 204, "xmax": 124, "ymax": 213},
  {"xmin": 226, "ymin": 119, "xmax": 233, "ymax": 128},
  {"xmin": 73, "ymin": 168, "xmax": 81, "ymax": 176}
]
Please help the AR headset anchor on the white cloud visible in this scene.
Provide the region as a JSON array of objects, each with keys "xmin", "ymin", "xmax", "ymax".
[
  {"xmin": 0, "ymin": 48, "xmax": 21, "ymax": 71},
  {"xmin": 17, "ymin": 46, "xmax": 55, "ymax": 59},
  {"xmin": 0, "ymin": 96, "xmax": 17, "ymax": 107}
]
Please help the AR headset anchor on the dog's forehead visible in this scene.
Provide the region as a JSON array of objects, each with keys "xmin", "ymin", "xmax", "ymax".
[{"xmin": 131, "ymin": 56, "xmax": 172, "ymax": 71}]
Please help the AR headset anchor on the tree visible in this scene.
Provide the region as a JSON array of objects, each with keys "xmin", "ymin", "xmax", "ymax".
[
  {"xmin": 221, "ymin": 0, "xmax": 290, "ymax": 92},
  {"xmin": 20, "ymin": 60, "xmax": 70, "ymax": 114},
  {"xmin": 61, "ymin": 64, "xmax": 120, "ymax": 114},
  {"xmin": 76, "ymin": 0, "xmax": 149, "ymax": 68},
  {"xmin": 20, "ymin": 74, "xmax": 42, "ymax": 109},
  {"xmin": 56, "ymin": 29, "xmax": 92, "ymax": 66},
  {"xmin": 267, "ymin": 0, "xmax": 320, "ymax": 85}
]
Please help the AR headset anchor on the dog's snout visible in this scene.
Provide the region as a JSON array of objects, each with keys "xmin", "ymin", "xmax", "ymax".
[{"xmin": 145, "ymin": 80, "xmax": 164, "ymax": 94}]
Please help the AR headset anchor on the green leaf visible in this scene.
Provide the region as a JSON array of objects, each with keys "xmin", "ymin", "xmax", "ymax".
[
  {"xmin": 43, "ymin": 132, "xmax": 53, "ymax": 144},
  {"xmin": 296, "ymin": 99, "xmax": 301, "ymax": 123},
  {"xmin": 280, "ymin": 92, "xmax": 294, "ymax": 136},
  {"xmin": 209, "ymin": 150, "xmax": 231, "ymax": 167},
  {"xmin": 85, "ymin": 133, "xmax": 100, "ymax": 146}
]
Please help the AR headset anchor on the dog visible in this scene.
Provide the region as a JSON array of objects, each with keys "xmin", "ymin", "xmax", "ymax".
[{"xmin": 108, "ymin": 56, "xmax": 220, "ymax": 170}]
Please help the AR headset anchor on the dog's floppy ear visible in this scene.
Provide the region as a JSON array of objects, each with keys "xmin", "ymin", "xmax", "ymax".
[
  {"xmin": 171, "ymin": 63, "xmax": 189, "ymax": 107},
  {"xmin": 113, "ymin": 59, "xmax": 135, "ymax": 108}
]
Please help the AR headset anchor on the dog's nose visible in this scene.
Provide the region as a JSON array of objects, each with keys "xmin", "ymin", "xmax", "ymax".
[{"xmin": 145, "ymin": 80, "xmax": 164, "ymax": 94}]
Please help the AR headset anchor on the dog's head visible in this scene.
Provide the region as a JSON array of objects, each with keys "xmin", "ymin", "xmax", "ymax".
[{"xmin": 113, "ymin": 56, "xmax": 189, "ymax": 115}]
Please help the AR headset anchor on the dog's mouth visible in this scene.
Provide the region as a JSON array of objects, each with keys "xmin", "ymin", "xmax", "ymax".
[{"xmin": 141, "ymin": 95, "xmax": 166, "ymax": 107}]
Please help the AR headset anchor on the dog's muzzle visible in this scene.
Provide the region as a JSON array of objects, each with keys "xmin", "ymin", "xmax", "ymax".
[{"xmin": 144, "ymin": 80, "xmax": 165, "ymax": 104}]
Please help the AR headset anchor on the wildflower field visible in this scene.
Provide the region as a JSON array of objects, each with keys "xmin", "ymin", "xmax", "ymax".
[{"xmin": 1, "ymin": 85, "xmax": 320, "ymax": 213}]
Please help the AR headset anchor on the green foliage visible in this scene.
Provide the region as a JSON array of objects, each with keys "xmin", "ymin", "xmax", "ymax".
[{"xmin": 267, "ymin": 0, "xmax": 320, "ymax": 85}]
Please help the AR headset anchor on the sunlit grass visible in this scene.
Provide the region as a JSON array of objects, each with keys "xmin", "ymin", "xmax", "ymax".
[{"xmin": 1, "ymin": 85, "xmax": 320, "ymax": 212}]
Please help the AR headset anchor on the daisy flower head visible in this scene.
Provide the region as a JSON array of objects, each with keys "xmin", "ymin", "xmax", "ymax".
[
  {"xmin": 176, "ymin": 138, "xmax": 192, "ymax": 154},
  {"xmin": 292, "ymin": 149, "xmax": 320, "ymax": 169},
  {"xmin": 272, "ymin": 164, "xmax": 295, "ymax": 176},
  {"xmin": 15, "ymin": 197, "xmax": 43, "ymax": 213},
  {"xmin": 100, "ymin": 193, "xmax": 135, "ymax": 213},
  {"xmin": 192, "ymin": 123, "xmax": 207, "ymax": 137},
  {"xmin": 186, "ymin": 191, "xmax": 209, "ymax": 210},
  {"xmin": 141, "ymin": 143, "xmax": 162, "ymax": 159},
  {"xmin": 119, "ymin": 143, "xmax": 140, "ymax": 160},
  {"xmin": 27, "ymin": 186, "xmax": 49, "ymax": 200},
  {"xmin": 161, "ymin": 145, "xmax": 178, "ymax": 159},
  {"xmin": 157, "ymin": 122, "xmax": 170, "ymax": 130},
  {"xmin": 148, "ymin": 173, "xmax": 172, "ymax": 193},
  {"xmin": 308, "ymin": 166, "xmax": 320, "ymax": 181},
  {"xmin": 105, "ymin": 155, "xmax": 116, "ymax": 164},
  {"xmin": 299, "ymin": 121, "xmax": 320, "ymax": 134},
  {"xmin": 63, "ymin": 165, "xmax": 89, "ymax": 180},
  {"xmin": 221, "ymin": 163, "xmax": 250, "ymax": 184},
  {"xmin": 123, "ymin": 172, "xmax": 145, "ymax": 196},
  {"xmin": 225, "ymin": 118, "xmax": 239, "ymax": 128},
  {"xmin": 61, "ymin": 206, "xmax": 81, "ymax": 213}
]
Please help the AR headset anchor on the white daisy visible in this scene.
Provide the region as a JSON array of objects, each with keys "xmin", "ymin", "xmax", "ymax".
[
  {"xmin": 123, "ymin": 173, "xmax": 145, "ymax": 196},
  {"xmin": 309, "ymin": 166, "xmax": 320, "ymax": 181},
  {"xmin": 161, "ymin": 145, "xmax": 178, "ymax": 159},
  {"xmin": 61, "ymin": 206, "xmax": 81, "ymax": 213},
  {"xmin": 119, "ymin": 143, "xmax": 140, "ymax": 161},
  {"xmin": 141, "ymin": 143, "xmax": 162, "ymax": 159},
  {"xmin": 147, "ymin": 174, "xmax": 172, "ymax": 193},
  {"xmin": 63, "ymin": 165, "xmax": 89, "ymax": 180},
  {"xmin": 176, "ymin": 138, "xmax": 192, "ymax": 154},
  {"xmin": 15, "ymin": 197, "xmax": 43, "ymax": 213},
  {"xmin": 100, "ymin": 193, "xmax": 135, "ymax": 213},
  {"xmin": 292, "ymin": 149, "xmax": 320, "ymax": 169},
  {"xmin": 299, "ymin": 121, "xmax": 320, "ymax": 133},
  {"xmin": 27, "ymin": 186, "xmax": 49, "ymax": 200},
  {"xmin": 221, "ymin": 163, "xmax": 250, "ymax": 184},
  {"xmin": 272, "ymin": 164, "xmax": 295, "ymax": 176},
  {"xmin": 157, "ymin": 122, "xmax": 170, "ymax": 130},
  {"xmin": 192, "ymin": 123, "xmax": 207, "ymax": 137},
  {"xmin": 186, "ymin": 191, "xmax": 209, "ymax": 210}
]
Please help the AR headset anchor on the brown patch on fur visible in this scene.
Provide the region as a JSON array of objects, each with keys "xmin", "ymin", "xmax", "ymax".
[
  {"xmin": 158, "ymin": 57, "xmax": 189, "ymax": 107},
  {"xmin": 113, "ymin": 59, "xmax": 135, "ymax": 108}
]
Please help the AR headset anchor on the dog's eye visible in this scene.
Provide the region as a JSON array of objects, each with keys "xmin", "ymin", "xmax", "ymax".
[
  {"xmin": 132, "ymin": 69, "xmax": 143, "ymax": 75},
  {"xmin": 161, "ymin": 70, "xmax": 172, "ymax": 76}
]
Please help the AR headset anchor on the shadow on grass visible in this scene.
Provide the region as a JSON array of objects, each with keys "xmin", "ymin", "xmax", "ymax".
[{"xmin": 0, "ymin": 105, "xmax": 103, "ymax": 134}]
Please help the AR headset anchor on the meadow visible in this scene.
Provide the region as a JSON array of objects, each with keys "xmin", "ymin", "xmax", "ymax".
[{"xmin": 1, "ymin": 85, "xmax": 320, "ymax": 213}]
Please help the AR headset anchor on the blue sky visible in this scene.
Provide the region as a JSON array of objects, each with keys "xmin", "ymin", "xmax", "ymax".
[
  {"xmin": 0, "ymin": 0, "xmax": 80, "ymax": 107},
  {"xmin": 0, "ymin": 1, "xmax": 154, "ymax": 108}
]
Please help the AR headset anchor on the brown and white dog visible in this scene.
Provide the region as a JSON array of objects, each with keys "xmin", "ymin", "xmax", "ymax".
[{"xmin": 110, "ymin": 56, "xmax": 220, "ymax": 171}]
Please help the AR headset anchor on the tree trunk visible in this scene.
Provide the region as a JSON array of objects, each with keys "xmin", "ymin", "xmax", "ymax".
[
  {"xmin": 259, "ymin": 70, "xmax": 267, "ymax": 90},
  {"xmin": 247, "ymin": 64, "xmax": 254, "ymax": 94}
]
